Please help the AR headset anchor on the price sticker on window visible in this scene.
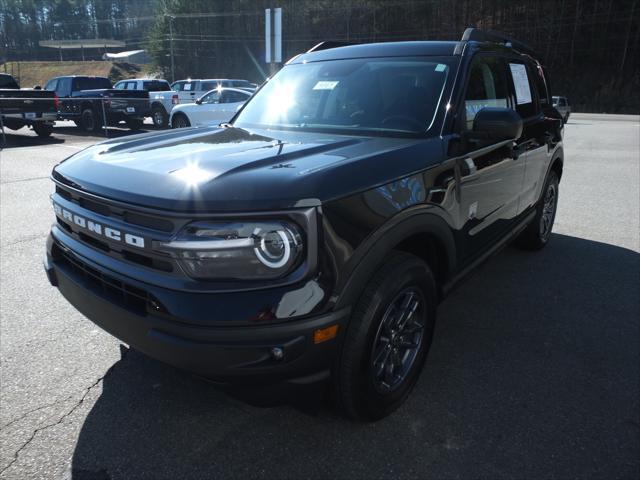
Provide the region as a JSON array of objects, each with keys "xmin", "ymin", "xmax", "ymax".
[{"xmin": 509, "ymin": 63, "xmax": 532, "ymax": 105}]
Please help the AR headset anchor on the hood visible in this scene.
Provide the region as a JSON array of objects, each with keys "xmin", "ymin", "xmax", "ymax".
[{"xmin": 53, "ymin": 126, "xmax": 444, "ymax": 212}]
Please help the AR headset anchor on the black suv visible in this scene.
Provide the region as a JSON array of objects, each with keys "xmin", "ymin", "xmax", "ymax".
[{"xmin": 45, "ymin": 29, "xmax": 564, "ymax": 420}]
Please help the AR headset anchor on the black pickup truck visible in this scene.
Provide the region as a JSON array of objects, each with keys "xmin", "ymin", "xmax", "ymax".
[
  {"xmin": 45, "ymin": 29, "xmax": 564, "ymax": 421},
  {"xmin": 0, "ymin": 73, "xmax": 57, "ymax": 137},
  {"xmin": 44, "ymin": 76, "xmax": 150, "ymax": 132}
]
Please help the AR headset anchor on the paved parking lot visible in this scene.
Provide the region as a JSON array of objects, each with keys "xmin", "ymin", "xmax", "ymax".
[{"xmin": 1, "ymin": 114, "xmax": 639, "ymax": 479}]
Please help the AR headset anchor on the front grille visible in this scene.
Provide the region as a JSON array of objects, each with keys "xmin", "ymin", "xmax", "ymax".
[
  {"xmin": 53, "ymin": 242, "xmax": 167, "ymax": 316},
  {"xmin": 53, "ymin": 184, "xmax": 178, "ymax": 274},
  {"xmin": 55, "ymin": 185, "xmax": 174, "ymax": 232}
]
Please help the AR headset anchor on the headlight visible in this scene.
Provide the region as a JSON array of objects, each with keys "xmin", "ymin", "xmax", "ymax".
[{"xmin": 160, "ymin": 221, "xmax": 303, "ymax": 280}]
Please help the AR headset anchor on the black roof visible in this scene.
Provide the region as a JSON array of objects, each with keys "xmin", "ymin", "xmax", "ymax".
[{"xmin": 291, "ymin": 41, "xmax": 460, "ymax": 64}]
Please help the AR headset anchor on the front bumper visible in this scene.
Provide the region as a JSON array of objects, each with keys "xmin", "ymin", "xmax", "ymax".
[{"xmin": 45, "ymin": 232, "xmax": 348, "ymax": 386}]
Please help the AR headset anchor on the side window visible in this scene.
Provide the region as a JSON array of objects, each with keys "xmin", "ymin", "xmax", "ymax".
[
  {"xmin": 171, "ymin": 81, "xmax": 183, "ymax": 91},
  {"xmin": 464, "ymin": 56, "xmax": 509, "ymax": 129},
  {"xmin": 200, "ymin": 91, "xmax": 220, "ymax": 104},
  {"xmin": 532, "ymin": 63, "xmax": 550, "ymax": 107},
  {"xmin": 45, "ymin": 79, "xmax": 58, "ymax": 92},
  {"xmin": 58, "ymin": 77, "xmax": 72, "ymax": 96},
  {"xmin": 508, "ymin": 62, "xmax": 538, "ymax": 118},
  {"xmin": 114, "ymin": 82, "xmax": 125, "ymax": 90},
  {"xmin": 221, "ymin": 91, "xmax": 247, "ymax": 103},
  {"xmin": 200, "ymin": 81, "xmax": 218, "ymax": 91}
]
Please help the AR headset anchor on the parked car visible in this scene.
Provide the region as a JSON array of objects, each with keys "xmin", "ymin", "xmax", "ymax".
[
  {"xmin": 0, "ymin": 73, "xmax": 57, "ymax": 137},
  {"xmin": 170, "ymin": 87, "xmax": 252, "ymax": 128},
  {"xmin": 44, "ymin": 76, "xmax": 150, "ymax": 132},
  {"xmin": 552, "ymin": 96, "xmax": 571, "ymax": 123},
  {"xmin": 170, "ymin": 79, "xmax": 256, "ymax": 103},
  {"xmin": 113, "ymin": 78, "xmax": 179, "ymax": 128},
  {"xmin": 44, "ymin": 29, "xmax": 564, "ymax": 421}
]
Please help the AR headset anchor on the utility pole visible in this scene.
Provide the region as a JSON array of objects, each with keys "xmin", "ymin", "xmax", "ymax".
[{"xmin": 168, "ymin": 15, "xmax": 175, "ymax": 83}]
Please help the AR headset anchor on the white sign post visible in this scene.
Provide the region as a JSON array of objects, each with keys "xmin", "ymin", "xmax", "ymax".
[{"xmin": 265, "ymin": 8, "xmax": 282, "ymax": 74}]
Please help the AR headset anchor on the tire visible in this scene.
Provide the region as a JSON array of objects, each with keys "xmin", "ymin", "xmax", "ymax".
[
  {"xmin": 332, "ymin": 251, "xmax": 437, "ymax": 421},
  {"xmin": 33, "ymin": 123, "xmax": 53, "ymax": 138},
  {"xmin": 151, "ymin": 105, "xmax": 169, "ymax": 128},
  {"xmin": 79, "ymin": 108, "xmax": 99, "ymax": 132},
  {"xmin": 516, "ymin": 170, "xmax": 560, "ymax": 250},
  {"xmin": 125, "ymin": 118, "xmax": 144, "ymax": 131},
  {"xmin": 171, "ymin": 113, "xmax": 190, "ymax": 129}
]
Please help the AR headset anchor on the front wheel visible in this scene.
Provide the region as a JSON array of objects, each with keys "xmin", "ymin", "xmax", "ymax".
[
  {"xmin": 516, "ymin": 171, "xmax": 559, "ymax": 250},
  {"xmin": 332, "ymin": 252, "xmax": 437, "ymax": 421},
  {"xmin": 171, "ymin": 113, "xmax": 190, "ymax": 129}
]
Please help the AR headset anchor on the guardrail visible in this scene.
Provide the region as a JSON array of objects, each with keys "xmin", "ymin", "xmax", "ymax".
[{"xmin": 0, "ymin": 96, "xmax": 157, "ymax": 146}]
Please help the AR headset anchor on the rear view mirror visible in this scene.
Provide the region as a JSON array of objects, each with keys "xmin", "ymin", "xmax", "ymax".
[{"xmin": 472, "ymin": 107, "xmax": 523, "ymax": 141}]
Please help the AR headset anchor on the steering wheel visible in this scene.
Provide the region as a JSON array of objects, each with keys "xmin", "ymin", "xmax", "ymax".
[{"xmin": 381, "ymin": 115, "xmax": 424, "ymax": 130}]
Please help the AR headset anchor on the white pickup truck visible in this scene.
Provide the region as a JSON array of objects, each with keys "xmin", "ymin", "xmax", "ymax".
[{"xmin": 113, "ymin": 78, "xmax": 179, "ymax": 128}]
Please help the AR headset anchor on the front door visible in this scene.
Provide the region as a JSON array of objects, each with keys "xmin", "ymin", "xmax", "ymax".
[{"xmin": 455, "ymin": 54, "xmax": 526, "ymax": 262}]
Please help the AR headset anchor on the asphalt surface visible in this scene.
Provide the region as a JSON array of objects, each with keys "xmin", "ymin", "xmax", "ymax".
[{"xmin": 1, "ymin": 114, "xmax": 639, "ymax": 479}]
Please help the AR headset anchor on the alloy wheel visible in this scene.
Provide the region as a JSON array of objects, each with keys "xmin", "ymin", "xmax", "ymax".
[
  {"xmin": 540, "ymin": 183, "xmax": 557, "ymax": 241},
  {"xmin": 370, "ymin": 287, "xmax": 426, "ymax": 394}
]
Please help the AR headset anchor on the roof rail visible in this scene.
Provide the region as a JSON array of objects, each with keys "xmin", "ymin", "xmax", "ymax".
[
  {"xmin": 459, "ymin": 28, "xmax": 537, "ymax": 57},
  {"xmin": 307, "ymin": 41, "xmax": 356, "ymax": 53}
]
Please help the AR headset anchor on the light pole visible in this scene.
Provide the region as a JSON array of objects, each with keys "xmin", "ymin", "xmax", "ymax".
[{"xmin": 167, "ymin": 15, "xmax": 175, "ymax": 83}]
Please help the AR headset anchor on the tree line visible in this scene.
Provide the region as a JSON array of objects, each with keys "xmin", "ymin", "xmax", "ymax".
[{"xmin": 1, "ymin": 0, "xmax": 638, "ymax": 113}]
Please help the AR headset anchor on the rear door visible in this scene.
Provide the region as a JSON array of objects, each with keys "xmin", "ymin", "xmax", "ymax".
[
  {"xmin": 455, "ymin": 54, "xmax": 526, "ymax": 261},
  {"xmin": 507, "ymin": 59, "xmax": 555, "ymax": 212}
]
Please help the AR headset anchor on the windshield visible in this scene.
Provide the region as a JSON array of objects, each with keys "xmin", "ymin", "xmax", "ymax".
[{"xmin": 234, "ymin": 57, "xmax": 452, "ymax": 135}]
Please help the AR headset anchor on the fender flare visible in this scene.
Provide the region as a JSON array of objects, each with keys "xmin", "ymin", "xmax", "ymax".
[
  {"xmin": 150, "ymin": 101, "xmax": 167, "ymax": 112},
  {"xmin": 333, "ymin": 208, "xmax": 457, "ymax": 310}
]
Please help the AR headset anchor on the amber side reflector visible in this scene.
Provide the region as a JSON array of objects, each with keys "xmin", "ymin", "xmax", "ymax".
[{"xmin": 314, "ymin": 325, "xmax": 339, "ymax": 344}]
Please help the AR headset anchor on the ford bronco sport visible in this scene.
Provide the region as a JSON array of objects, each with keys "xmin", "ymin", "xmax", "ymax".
[{"xmin": 45, "ymin": 29, "xmax": 564, "ymax": 420}]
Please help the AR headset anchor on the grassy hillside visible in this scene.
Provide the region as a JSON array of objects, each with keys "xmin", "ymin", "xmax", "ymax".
[{"xmin": 0, "ymin": 61, "xmax": 156, "ymax": 88}]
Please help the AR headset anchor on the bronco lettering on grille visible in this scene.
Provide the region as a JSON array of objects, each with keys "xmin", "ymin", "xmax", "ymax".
[{"xmin": 53, "ymin": 202, "xmax": 146, "ymax": 249}]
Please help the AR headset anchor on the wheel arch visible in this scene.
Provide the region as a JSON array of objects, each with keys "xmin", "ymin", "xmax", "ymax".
[
  {"xmin": 333, "ymin": 210, "xmax": 457, "ymax": 310},
  {"xmin": 151, "ymin": 101, "xmax": 167, "ymax": 112},
  {"xmin": 549, "ymin": 147, "xmax": 564, "ymax": 182}
]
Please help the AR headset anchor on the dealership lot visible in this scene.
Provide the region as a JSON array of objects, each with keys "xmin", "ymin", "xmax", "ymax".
[{"xmin": 1, "ymin": 114, "xmax": 638, "ymax": 479}]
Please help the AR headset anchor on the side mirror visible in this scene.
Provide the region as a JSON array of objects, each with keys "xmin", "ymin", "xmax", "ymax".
[
  {"xmin": 33, "ymin": 85, "xmax": 42, "ymax": 90},
  {"xmin": 472, "ymin": 107, "xmax": 523, "ymax": 141},
  {"xmin": 195, "ymin": 98, "xmax": 203, "ymax": 105}
]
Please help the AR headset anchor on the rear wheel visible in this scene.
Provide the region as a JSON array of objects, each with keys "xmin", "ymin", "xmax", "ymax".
[
  {"xmin": 151, "ymin": 105, "xmax": 169, "ymax": 128},
  {"xmin": 79, "ymin": 108, "xmax": 99, "ymax": 132},
  {"xmin": 33, "ymin": 123, "xmax": 53, "ymax": 138},
  {"xmin": 125, "ymin": 118, "xmax": 144, "ymax": 131},
  {"xmin": 171, "ymin": 113, "xmax": 190, "ymax": 129},
  {"xmin": 332, "ymin": 252, "xmax": 437, "ymax": 421},
  {"xmin": 516, "ymin": 171, "xmax": 559, "ymax": 250}
]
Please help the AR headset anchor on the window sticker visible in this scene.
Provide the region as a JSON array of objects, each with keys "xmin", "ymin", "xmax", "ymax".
[
  {"xmin": 184, "ymin": 83, "xmax": 192, "ymax": 91},
  {"xmin": 435, "ymin": 64, "xmax": 447, "ymax": 72},
  {"xmin": 509, "ymin": 63, "xmax": 532, "ymax": 105},
  {"xmin": 313, "ymin": 80, "xmax": 339, "ymax": 90}
]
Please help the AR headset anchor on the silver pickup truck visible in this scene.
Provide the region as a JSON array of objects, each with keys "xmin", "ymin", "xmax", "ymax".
[{"xmin": 113, "ymin": 78, "xmax": 179, "ymax": 128}]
